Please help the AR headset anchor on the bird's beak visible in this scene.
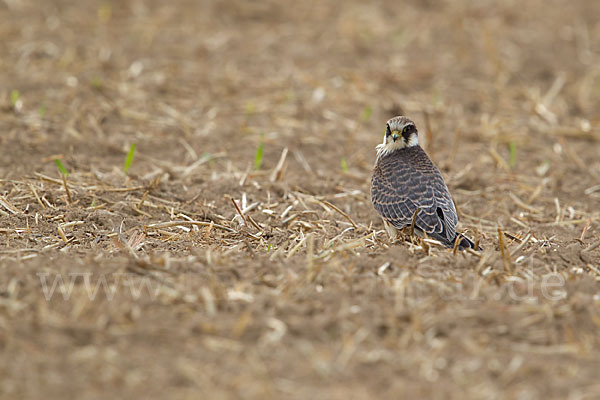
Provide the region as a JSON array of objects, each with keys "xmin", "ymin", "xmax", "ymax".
[{"xmin": 391, "ymin": 131, "xmax": 401, "ymax": 142}]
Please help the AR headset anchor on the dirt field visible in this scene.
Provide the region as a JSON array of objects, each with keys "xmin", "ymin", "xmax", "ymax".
[{"xmin": 1, "ymin": 0, "xmax": 600, "ymax": 399}]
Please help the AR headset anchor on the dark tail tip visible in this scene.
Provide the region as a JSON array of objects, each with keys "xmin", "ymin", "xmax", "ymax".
[{"xmin": 457, "ymin": 234, "xmax": 482, "ymax": 251}]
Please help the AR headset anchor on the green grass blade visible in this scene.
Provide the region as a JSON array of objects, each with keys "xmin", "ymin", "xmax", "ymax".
[
  {"xmin": 54, "ymin": 159, "xmax": 69, "ymax": 176},
  {"xmin": 91, "ymin": 76, "xmax": 103, "ymax": 90},
  {"xmin": 508, "ymin": 141, "xmax": 517, "ymax": 168},
  {"xmin": 254, "ymin": 134, "xmax": 264, "ymax": 171},
  {"xmin": 361, "ymin": 106, "xmax": 372, "ymax": 122},
  {"xmin": 10, "ymin": 90, "xmax": 20, "ymax": 107},
  {"xmin": 340, "ymin": 157, "xmax": 349, "ymax": 173},
  {"xmin": 123, "ymin": 143, "xmax": 136, "ymax": 173}
]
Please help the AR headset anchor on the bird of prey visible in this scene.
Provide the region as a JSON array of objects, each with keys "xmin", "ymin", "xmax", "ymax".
[{"xmin": 371, "ymin": 116, "xmax": 477, "ymax": 250}]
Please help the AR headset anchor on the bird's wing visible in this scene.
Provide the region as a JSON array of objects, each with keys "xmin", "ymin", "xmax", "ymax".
[
  {"xmin": 430, "ymin": 171, "xmax": 458, "ymax": 242},
  {"xmin": 371, "ymin": 148, "xmax": 458, "ymax": 243},
  {"xmin": 371, "ymin": 161, "xmax": 418, "ymax": 230}
]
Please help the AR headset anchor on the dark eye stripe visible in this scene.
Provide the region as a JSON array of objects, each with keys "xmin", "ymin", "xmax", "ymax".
[{"xmin": 402, "ymin": 125, "xmax": 415, "ymax": 140}]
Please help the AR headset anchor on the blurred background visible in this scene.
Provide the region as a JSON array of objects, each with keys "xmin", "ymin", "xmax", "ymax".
[{"xmin": 2, "ymin": 0, "xmax": 599, "ymax": 178}]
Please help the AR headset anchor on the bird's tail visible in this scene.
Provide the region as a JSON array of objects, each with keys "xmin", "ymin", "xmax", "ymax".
[
  {"xmin": 455, "ymin": 233, "xmax": 481, "ymax": 251},
  {"xmin": 424, "ymin": 231, "xmax": 481, "ymax": 251}
]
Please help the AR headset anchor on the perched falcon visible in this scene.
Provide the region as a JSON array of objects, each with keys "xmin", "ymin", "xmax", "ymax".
[{"xmin": 371, "ymin": 116, "xmax": 477, "ymax": 250}]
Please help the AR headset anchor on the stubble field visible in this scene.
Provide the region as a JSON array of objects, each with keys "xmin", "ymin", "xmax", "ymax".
[{"xmin": 1, "ymin": 0, "xmax": 600, "ymax": 399}]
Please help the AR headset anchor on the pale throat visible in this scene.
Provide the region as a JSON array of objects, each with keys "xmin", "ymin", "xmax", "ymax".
[{"xmin": 375, "ymin": 133, "xmax": 419, "ymax": 158}]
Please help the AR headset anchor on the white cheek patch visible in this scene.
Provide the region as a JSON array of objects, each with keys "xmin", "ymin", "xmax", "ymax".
[
  {"xmin": 375, "ymin": 133, "xmax": 419, "ymax": 159},
  {"xmin": 406, "ymin": 133, "xmax": 419, "ymax": 147}
]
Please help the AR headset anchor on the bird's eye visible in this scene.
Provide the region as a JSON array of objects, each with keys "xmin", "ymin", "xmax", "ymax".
[
  {"xmin": 403, "ymin": 126, "xmax": 409, "ymax": 133},
  {"xmin": 385, "ymin": 125, "xmax": 391, "ymax": 136}
]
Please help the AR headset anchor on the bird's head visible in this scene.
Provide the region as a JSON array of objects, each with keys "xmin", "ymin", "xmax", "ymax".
[
  {"xmin": 384, "ymin": 116, "xmax": 419, "ymax": 148},
  {"xmin": 376, "ymin": 116, "xmax": 419, "ymax": 157}
]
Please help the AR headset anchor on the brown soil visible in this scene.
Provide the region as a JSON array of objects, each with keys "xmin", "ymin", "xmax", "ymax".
[{"xmin": 1, "ymin": 0, "xmax": 600, "ymax": 399}]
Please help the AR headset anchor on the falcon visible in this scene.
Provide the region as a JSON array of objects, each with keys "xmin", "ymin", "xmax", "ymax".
[{"xmin": 371, "ymin": 116, "xmax": 477, "ymax": 250}]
